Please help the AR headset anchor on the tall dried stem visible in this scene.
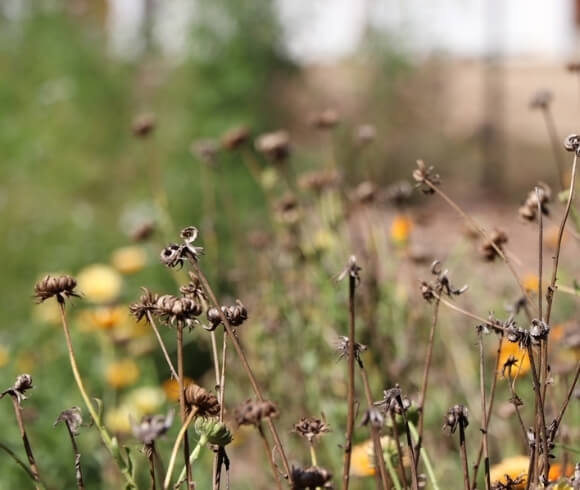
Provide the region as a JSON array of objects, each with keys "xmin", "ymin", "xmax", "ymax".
[
  {"xmin": 342, "ymin": 273, "xmax": 356, "ymax": 490},
  {"xmin": 176, "ymin": 325, "xmax": 194, "ymax": 490}
]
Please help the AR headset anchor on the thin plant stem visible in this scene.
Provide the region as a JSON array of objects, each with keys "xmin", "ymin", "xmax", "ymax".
[
  {"xmin": 9, "ymin": 395, "xmax": 41, "ymax": 488},
  {"xmin": 257, "ymin": 423, "xmax": 284, "ymax": 490},
  {"xmin": 471, "ymin": 335, "xmax": 503, "ymax": 489},
  {"xmin": 163, "ymin": 407, "xmax": 198, "ymax": 490},
  {"xmin": 210, "ymin": 329, "xmax": 222, "ymax": 490},
  {"xmin": 526, "ymin": 345, "xmax": 550, "ymax": 484},
  {"xmin": 537, "ymin": 187, "xmax": 544, "ymax": 321},
  {"xmin": 388, "ymin": 410, "xmax": 408, "ymax": 490},
  {"xmin": 176, "ymin": 325, "xmax": 194, "ymax": 490},
  {"xmin": 415, "ymin": 298, "xmax": 440, "ymax": 470},
  {"xmin": 524, "ymin": 448, "xmax": 536, "ymax": 490},
  {"xmin": 64, "ymin": 421, "xmax": 85, "ymax": 490},
  {"xmin": 459, "ymin": 422, "xmax": 470, "ymax": 490},
  {"xmin": 145, "ymin": 311, "xmax": 178, "ymax": 380},
  {"xmin": 550, "ymin": 360, "xmax": 580, "ymax": 443},
  {"xmin": 478, "ymin": 332, "xmax": 491, "ymax": 490},
  {"xmin": 342, "ymin": 273, "xmax": 356, "ymax": 490},
  {"xmin": 396, "ymin": 394, "xmax": 419, "ymax": 490},
  {"xmin": 408, "ymin": 422, "xmax": 441, "ymax": 490},
  {"xmin": 384, "ymin": 453, "xmax": 403, "ymax": 490},
  {"xmin": 425, "ymin": 180, "xmax": 534, "ymax": 314},
  {"xmin": 542, "ymin": 108, "xmax": 566, "ymax": 189},
  {"xmin": 0, "ymin": 440, "xmax": 41, "ymax": 486},
  {"xmin": 435, "ymin": 295, "xmax": 508, "ymax": 333},
  {"xmin": 146, "ymin": 444, "xmax": 156, "ymax": 490},
  {"xmin": 58, "ymin": 303, "xmax": 137, "ymax": 488},
  {"xmin": 507, "ymin": 372, "xmax": 528, "ymax": 445},
  {"xmin": 192, "ymin": 263, "xmax": 293, "ymax": 484},
  {"xmin": 360, "ymin": 364, "xmax": 390, "ymax": 490}
]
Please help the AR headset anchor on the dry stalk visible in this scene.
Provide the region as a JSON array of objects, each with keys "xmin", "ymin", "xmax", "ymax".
[
  {"xmin": 9, "ymin": 395, "xmax": 41, "ymax": 488},
  {"xmin": 477, "ymin": 332, "xmax": 491, "ymax": 490},
  {"xmin": 257, "ymin": 423, "xmax": 284, "ymax": 490},
  {"xmin": 145, "ymin": 311, "xmax": 178, "ymax": 380},
  {"xmin": 176, "ymin": 325, "xmax": 194, "ymax": 490}
]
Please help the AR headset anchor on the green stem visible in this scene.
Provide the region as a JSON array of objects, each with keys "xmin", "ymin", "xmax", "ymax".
[
  {"xmin": 384, "ymin": 453, "xmax": 402, "ymax": 490},
  {"xmin": 408, "ymin": 422, "xmax": 440, "ymax": 490},
  {"xmin": 176, "ymin": 435, "xmax": 208, "ymax": 485}
]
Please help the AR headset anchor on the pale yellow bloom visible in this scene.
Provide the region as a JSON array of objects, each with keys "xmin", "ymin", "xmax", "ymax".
[
  {"xmin": 162, "ymin": 377, "xmax": 194, "ymax": 402},
  {"xmin": 105, "ymin": 404, "xmax": 133, "ymax": 434},
  {"xmin": 490, "ymin": 455, "xmax": 528, "ymax": 489},
  {"xmin": 0, "ymin": 345, "xmax": 9, "ymax": 368},
  {"xmin": 77, "ymin": 264, "xmax": 123, "ymax": 304},
  {"xmin": 111, "ymin": 246, "xmax": 147, "ymax": 275},
  {"xmin": 260, "ymin": 168, "xmax": 278, "ymax": 190},
  {"xmin": 106, "ymin": 359, "xmax": 140, "ymax": 389},
  {"xmin": 86, "ymin": 305, "xmax": 126, "ymax": 331},
  {"xmin": 126, "ymin": 386, "xmax": 166, "ymax": 415}
]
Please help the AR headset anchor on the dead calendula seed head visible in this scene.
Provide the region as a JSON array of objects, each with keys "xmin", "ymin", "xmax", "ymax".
[
  {"xmin": 290, "ymin": 465, "xmax": 332, "ymax": 489},
  {"xmin": 129, "ymin": 287, "xmax": 159, "ymax": 323},
  {"xmin": 1, "ymin": 374, "xmax": 33, "ymax": 404},
  {"xmin": 298, "ymin": 169, "xmax": 339, "ymax": 194},
  {"xmin": 336, "ymin": 336, "xmax": 367, "ymax": 367},
  {"xmin": 156, "ymin": 295, "xmax": 202, "ymax": 329},
  {"xmin": 131, "ymin": 410, "xmax": 173, "ymax": 445},
  {"xmin": 131, "ymin": 221, "xmax": 155, "ymax": 242},
  {"xmin": 564, "ymin": 134, "xmax": 580, "ymax": 155},
  {"xmin": 221, "ymin": 125, "xmax": 250, "ymax": 150},
  {"xmin": 442, "ymin": 404, "xmax": 469, "ymax": 434},
  {"xmin": 351, "ymin": 180, "xmax": 377, "ymax": 205},
  {"xmin": 385, "ymin": 180, "xmax": 413, "ymax": 207},
  {"xmin": 361, "ymin": 407, "xmax": 384, "ymax": 428},
  {"xmin": 54, "ymin": 406, "xmax": 83, "ymax": 436},
  {"xmin": 233, "ymin": 399, "xmax": 279, "ymax": 427},
  {"xmin": 480, "ymin": 229, "xmax": 508, "ymax": 261},
  {"xmin": 132, "ymin": 113, "xmax": 156, "ymax": 138},
  {"xmin": 413, "ymin": 159, "xmax": 440, "ymax": 193},
  {"xmin": 179, "ymin": 272, "xmax": 207, "ymax": 304},
  {"xmin": 529, "ymin": 89, "xmax": 553, "ymax": 110},
  {"xmin": 255, "ymin": 130, "xmax": 290, "ymax": 162},
  {"xmin": 293, "ymin": 416, "xmax": 331, "ymax": 443},
  {"xmin": 309, "ymin": 108, "xmax": 339, "ymax": 129},
  {"xmin": 204, "ymin": 300, "xmax": 248, "ymax": 331},
  {"xmin": 34, "ymin": 275, "xmax": 80, "ymax": 304},
  {"xmin": 337, "ymin": 255, "xmax": 362, "ymax": 284},
  {"xmin": 518, "ymin": 182, "xmax": 551, "ymax": 221},
  {"xmin": 184, "ymin": 384, "xmax": 220, "ymax": 417}
]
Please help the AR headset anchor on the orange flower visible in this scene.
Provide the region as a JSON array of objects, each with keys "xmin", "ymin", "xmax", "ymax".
[
  {"xmin": 87, "ymin": 306, "xmax": 125, "ymax": 331},
  {"xmin": 106, "ymin": 359, "xmax": 140, "ymax": 389},
  {"xmin": 497, "ymin": 342, "xmax": 530, "ymax": 378},
  {"xmin": 390, "ymin": 215, "xmax": 413, "ymax": 244},
  {"xmin": 490, "ymin": 455, "xmax": 528, "ymax": 489},
  {"xmin": 162, "ymin": 377, "xmax": 194, "ymax": 402},
  {"xmin": 549, "ymin": 462, "xmax": 574, "ymax": 481},
  {"xmin": 523, "ymin": 274, "xmax": 539, "ymax": 293}
]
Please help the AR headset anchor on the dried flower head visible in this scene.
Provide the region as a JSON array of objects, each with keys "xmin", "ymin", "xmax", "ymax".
[
  {"xmin": 191, "ymin": 139, "xmax": 219, "ymax": 165},
  {"xmin": 374, "ymin": 385, "xmax": 411, "ymax": 416},
  {"xmin": 519, "ymin": 183, "xmax": 552, "ymax": 221},
  {"xmin": 156, "ymin": 295, "xmax": 202, "ymax": 329},
  {"xmin": 529, "ymin": 318, "xmax": 550, "ymax": 345},
  {"xmin": 131, "ymin": 222, "xmax": 155, "ymax": 242},
  {"xmin": 255, "ymin": 130, "xmax": 290, "ymax": 162},
  {"xmin": 129, "ymin": 288, "xmax": 160, "ymax": 323},
  {"xmin": 309, "ymin": 108, "xmax": 339, "ymax": 129},
  {"xmin": 160, "ymin": 227, "xmax": 204, "ymax": 268},
  {"xmin": 337, "ymin": 255, "xmax": 362, "ymax": 284},
  {"xmin": 1, "ymin": 374, "xmax": 33, "ymax": 404},
  {"xmin": 385, "ymin": 180, "xmax": 413, "ymax": 206},
  {"xmin": 298, "ymin": 169, "xmax": 339, "ymax": 194},
  {"xmin": 184, "ymin": 384, "xmax": 220, "ymax": 417},
  {"xmin": 221, "ymin": 126, "xmax": 250, "ymax": 150},
  {"xmin": 205, "ymin": 299, "xmax": 248, "ymax": 331},
  {"xmin": 132, "ymin": 113, "xmax": 156, "ymax": 138},
  {"xmin": 361, "ymin": 407, "xmax": 384, "ymax": 428},
  {"xmin": 234, "ymin": 399, "xmax": 279, "ymax": 427},
  {"xmin": 54, "ymin": 406, "xmax": 83, "ymax": 436},
  {"xmin": 131, "ymin": 411, "xmax": 173, "ymax": 445},
  {"xmin": 293, "ymin": 416, "xmax": 331, "ymax": 443},
  {"xmin": 354, "ymin": 124, "xmax": 377, "ymax": 145},
  {"xmin": 34, "ymin": 275, "xmax": 80, "ymax": 304},
  {"xmin": 480, "ymin": 229, "xmax": 508, "ymax": 261},
  {"xmin": 413, "ymin": 159, "xmax": 440, "ymax": 193},
  {"xmin": 335, "ymin": 336, "xmax": 367, "ymax": 367},
  {"xmin": 442, "ymin": 404, "xmax": 469, "ymax": 434},
  {"xmin": 564, "ymin": 134, "xmax": 580, "ymax": 155},
  {"xmin": 351, "ymin": 181, "xmax": 377, "ymax": 205},
  {"xmin": 290, "ymin": 465, "xmax": 333, "ymax": 489},
  {"xmin": 420, "ymin": 260, "xmax": 468, "ymax": 303},
  {"xmin": 274, "ymin": 193, "xmax": 301, "ymax": 225},
  {"xmin": 179, "ymin": 272, "xmax": 207, "ymax": 304},
  {"xmin": 529, "ymin": 89, "xmax": 553, "ymax": 110}
]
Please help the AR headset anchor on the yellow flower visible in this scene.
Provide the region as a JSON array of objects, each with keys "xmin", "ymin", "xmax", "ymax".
[
  {"xmin": 162, "ymin": 377, "xmax": 194, "ymax": 402},
  {"xmin": 77, "ymin": 264, "xmax": 123, "ymax": 304},
  {"xmin": 490, "ymin": 455, "xmax": 528, "ymax": 489},
  {"xmin": 260, "ymin": 168, "xmax": 278, "ymax": 190},
  {"xmin": 105, "ymin": 404, "xmax": 133, "ymax": 434},
  {"xmin": 86, "ymin": 305, "xmax": 126, "ymax": 331},
  {"xmin": 390, "ymin": 215, "xmax": 413, "ymax": 244},
  {"xmin": 16, "ymin": 353, "xmax": 36, "ymax": 373},
  {"xmin": 523, "ymin": 274, "xmax": 539, "ymax": 293},
  {"xmin": 106, "ymin": 359, "xmax": 140, "ymax": 389},
  {"xmin": 111, "ymin": 309, "xmax": 150, "ymax": 342},
  {"xmin": 497, "ymin": 342, "xmax": 530, "ymax": 378},
  {"xmin": 0, "ymin": 345, "xmax": 9, "ymax": 368},
  {"xmin": 350, "ymin": 436, "xmax": 397, "ymax": 477},
  {"xmin": 111, "ymin": 246, "xmax": 147, "ymax": 275},
  {"xmin": 126, "ymin": 386, "xmax": 166, "ymax": 415}
]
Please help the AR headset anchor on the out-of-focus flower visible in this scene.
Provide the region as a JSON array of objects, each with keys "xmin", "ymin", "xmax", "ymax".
[
  {"xmin": 131, "ymin": 411, "xmax": 173, "ymax": 445},
  {"xmin": 523, "ymin": 274, "xmax": 539, "ymax": 293},
  {"xmin": 354, "ymin": 124, "xmax": 376, "ymax": 145},
  {"xmin": 105, "ymin": 404, "xmax": 133, "ymax": 434},
  {"xmin": 350, "ymin": 436, "xmax": 397, "ymax": 477},
  {"xmin": 77, "ymin": 264, "xmax": 123, "ymax": 304},
  {"xmin": 308, "ymin": 108, "xmax": 339, "ymax": 129},
  {"xmin": 260, "ymin": 167, "xmax": 278, "ymax": 190},
  {"xmin": 545, "ymin": 225, "xmax": 565, "ymax": 250},
  {"xmin": 106, "ymin": 359, "xmax": 140, "ymax": 389},
  {"xmin": 162, "ymin": 377, "xmax": 193, "ymax": 402},
  {"xmin": 313, "ymin": 229, "xmax": 338, "ymax": 252},
  {"xmin": 86, "ymin": 305, "xmax": 126, "ymax": 331},
  {"xmin": 111, "ymin": 246, "xmax": 147, "ymax": 275},
  {"xmin": 221, "ymin": 125, "xmax": 250, "ymax": 150},
  {"xmin": 32, "ymin": 299, "xmax": 61, "ymax": 325},
  {"xmin": 111, "ymin": 310, "xmax": 150, "ymax": 342},
  {"xmin": 480, "ymin": 229, "xmax": 508, "ymax": 262},
  {"xmin": 132, "ymin": 113, "xmax": 156, "ymax": 138},
  {"xmin": 54, "ymin": 406, "xmax": 83, "ymax": 435},
  {"xmin": 498, "ymin": 342, "xmax": 531, "ymax": 378},
  {"xmin": 126, "ymin": 386, "xmax": 166, "ymax": 415},
  {"xmin": 549, "ymin": 463, "xmax": 574, "ymax": 482},
  {"xmin": 255, "ymin": 130, "xmax": 290, "ymax": 162},
  {"xmin": 293, "ymin": 416, "xmax": 331, "ymax": 443},
  {"xmin": 489, "ymin": 455, "xmax": 528, "ymax": 489},
  {"xmin": 390, "ymin": 215, "xmax": 413, "ymax": 245},
  {"xmin": 0, "ymin": 345, "xmax": 8, "ymax": 368}
]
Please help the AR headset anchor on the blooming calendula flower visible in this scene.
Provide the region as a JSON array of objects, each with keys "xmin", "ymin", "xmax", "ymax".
[
  {"xmin": 390, "ymin": 214, "xmax": 413, "ymax": 245},
  {"xmin": 490, "ymin": 455, "xmax": 528, "ymax": 489},
  {"xmin": 523, "ymin": 274, "xmax": 539, "ymax": 293},
  {"xmin": 106, "ymin": 359, "xmax": 140, "ymax": 389},
  {"xmin": 162, "ymin": 377, "xmax": 194, "ymax": 402},
  {"xmin": 497, "ymin": 342, "xmax": 531, "ymax": 378},
  {"xmin": 77, "ymin": 264, "xmax": 123, "ymax": 304},
  {"xmin": 111, "ymin": 246, "xmax": 147, "ymax": 275},
  {"xmin": 126, "ymin": 386, "xmax": 166, "ymax": 415}
]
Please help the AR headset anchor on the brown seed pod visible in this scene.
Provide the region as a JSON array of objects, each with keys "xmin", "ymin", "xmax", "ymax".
[
  {"xmin": 34, "ymin": 275, "xmax": 80, "ymax": 304},
  {"xmin": 255, "ymin": 130, "xmax": 290, "ymax": 162},
  {"xmin": 184, "ymin": 384, "xmax": 220, "ymax": 417},
  {"xmin": 221, "ymin": 126, "xmax": 250, "ymax": 150},
  {"xmin": 132, "ymin": 113, "xmax": 156, "ymax": 138}
]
